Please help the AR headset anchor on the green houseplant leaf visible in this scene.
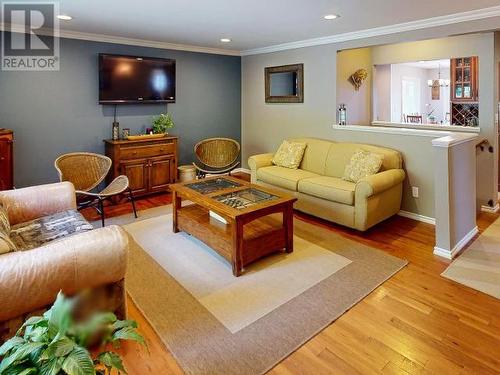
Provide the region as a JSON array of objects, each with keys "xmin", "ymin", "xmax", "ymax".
[
  {"xmin": 96, "ymin": 351, "xmax": 126, "ymax": 374},
  {"xmin": 61, "ymin": 347, "xmax": 95, "ymax": 375},
  {"xmin": 0, "ymin": 292, "xmax": 144, "ymax": 375},
  {"xmin": 151, "ymin": 113, "xmax": 174, "ymax": 134},
  {"xmin": 40, "ymin": 336, "xmax": 76, "ymax": 360},
  {"xmin": 3, "ymin": 365, "xmax": 37, "ymax": 375},
  {"xmin": 45, "ymin": 292, "xmax": 73, "ymax": 340},
  {"xmin": 39, "ymin": 357, "xmax": 64, "ymax": 375},
  {"xmin": 0, "ymin": 341, "xmax": 45, "ymax": 374},
  {"xmin": 0, "ymin": 337, "xmax": 25, "ymax": 356},
  {"xmin": 112, "ymin": 327, "xmax": 145, "ymax": 345},
  {"xmin": 110, "ymin": 320, "xmax": 137, "ymax": 332}
]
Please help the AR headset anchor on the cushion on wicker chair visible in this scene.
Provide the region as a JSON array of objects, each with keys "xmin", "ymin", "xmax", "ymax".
[{"xmin": 10, "ymin": 209, "xmax": 93, "ymax": 251}]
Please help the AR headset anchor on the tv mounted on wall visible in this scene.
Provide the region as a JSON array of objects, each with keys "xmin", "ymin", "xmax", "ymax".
[{"xmin": 99, "ymin": 54, "xmax": 176, "ymax": 104}]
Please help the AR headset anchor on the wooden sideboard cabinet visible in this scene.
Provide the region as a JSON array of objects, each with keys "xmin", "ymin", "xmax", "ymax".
[
  {"xmin": 104, "ymin": 136, "xmax": 178, "ymax": 197},
  {"xmin": 0, "ymin": 129, "xmax": 13, "ymax": 191}
]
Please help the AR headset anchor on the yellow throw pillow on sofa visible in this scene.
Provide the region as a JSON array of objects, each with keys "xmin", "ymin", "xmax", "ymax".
[
  {"xmin": 272, "ymin": 140, "xmax": 307, "ymax": 169},
  {"xmin": 343, "ymin": 149, "xmax": 384, "ymax": 183}
]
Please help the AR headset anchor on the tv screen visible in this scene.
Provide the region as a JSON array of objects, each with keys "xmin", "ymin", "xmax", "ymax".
[{"xmin": 99, "ymin": 54, "xmax": 176, "ymax": 104}]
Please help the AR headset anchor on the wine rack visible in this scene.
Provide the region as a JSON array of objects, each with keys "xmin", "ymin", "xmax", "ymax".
[{"xmin": 451, "ymin": 103, "xmax": 479, "ymax": 127}]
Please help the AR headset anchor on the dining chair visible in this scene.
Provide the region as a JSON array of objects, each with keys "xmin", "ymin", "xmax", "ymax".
[
  {"xmin": 405, "ymin": 115, "xmax": 423, "ymax": 124},
  {"xmin": 54, "ymin": 152, "xmax": 137, "ymax": 227}
]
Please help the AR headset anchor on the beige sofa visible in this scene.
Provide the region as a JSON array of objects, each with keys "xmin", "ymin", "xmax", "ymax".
[
  {"xmin": 0, "ymin": 182, "xmax": 128, "ymax": 341},
  {"xmin": 249, "ymin": 138, "xmax": 405, "ymax": 231}
]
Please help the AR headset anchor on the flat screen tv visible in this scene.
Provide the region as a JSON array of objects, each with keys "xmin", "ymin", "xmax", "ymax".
[{"xmin": 99, "ymin": 54, "xmax": 176, "ymax": 104}]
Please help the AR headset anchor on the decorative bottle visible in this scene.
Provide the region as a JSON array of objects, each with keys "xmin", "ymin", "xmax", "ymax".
[
  {"xmin": 112, "ymin": 121, "xmax": 120, "ymax": 140},
  {"xmin": 338, "ymin": 104, "xmax": 347, "ymax": 125}
]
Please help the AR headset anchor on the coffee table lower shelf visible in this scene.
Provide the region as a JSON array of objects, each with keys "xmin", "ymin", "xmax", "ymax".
[{"xmin": 176, "ymin": 204, "xmax": 289, "ymax": 276}]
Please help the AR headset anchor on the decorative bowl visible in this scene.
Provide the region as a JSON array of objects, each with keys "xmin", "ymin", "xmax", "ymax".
[{"xmin": 126, "ymin": 133, "xmax": 167, "ymax": 141}]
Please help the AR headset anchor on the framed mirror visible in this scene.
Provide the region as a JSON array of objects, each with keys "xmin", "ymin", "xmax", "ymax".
[{"xmin": 265, "ymin": 64, "xmax": 304, "ymax": 103}]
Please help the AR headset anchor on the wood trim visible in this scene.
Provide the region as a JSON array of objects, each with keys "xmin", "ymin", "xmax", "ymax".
[
  {"xmin": 397, "ymin": 210, "xmax": 436, "ymax": 225},
  {"xmin": 433, "ymin": 225, "xmax": 478, "ymax": 259}
]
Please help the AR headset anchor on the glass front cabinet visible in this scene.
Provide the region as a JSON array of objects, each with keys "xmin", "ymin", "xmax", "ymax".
[{"xmin": 451, "ymin": 57, "xmax": 478, "ymax": 102}]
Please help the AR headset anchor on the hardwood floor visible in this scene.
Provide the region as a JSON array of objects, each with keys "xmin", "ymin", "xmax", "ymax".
[{"xmin": 81, "ymin": 173, "xmax": 500, "ymax": 375}]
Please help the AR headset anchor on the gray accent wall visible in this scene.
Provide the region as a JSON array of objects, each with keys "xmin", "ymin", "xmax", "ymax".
[{"xmin": 0, "ymin": 34, "xmax": 241, "ymax": 187}]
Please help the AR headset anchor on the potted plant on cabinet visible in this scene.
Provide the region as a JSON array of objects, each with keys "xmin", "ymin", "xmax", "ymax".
[{"xmin": 152, "ymin": 113, "xmax": 174, "ymax": 136}]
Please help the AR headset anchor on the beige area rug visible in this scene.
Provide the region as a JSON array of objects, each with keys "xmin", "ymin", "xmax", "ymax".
[
  {"xmin": 90, "ymin": 205, "xmax": 172, "ymax": 227},
  {"xmin": 122, "ymin": 210, "xmax": 407, "ymax": 375},
  {"xmin": 442, "ymin": 217, "xmax": 500, "ymax": 299}
]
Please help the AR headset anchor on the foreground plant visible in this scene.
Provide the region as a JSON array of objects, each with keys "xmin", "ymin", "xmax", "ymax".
[{"xmin": 0, "ymin": 292, "xmax": 145, "ymax": 375}]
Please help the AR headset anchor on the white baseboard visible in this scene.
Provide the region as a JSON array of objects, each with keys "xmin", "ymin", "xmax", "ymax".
[
  {"xmin": 481, "ymin": 203, "xmax": 500, "ymax": 213},
  {"xmin": 233, "ymin": 168, "xmax": 251, "ymax": 174},
  {"xmin": 397, "ymin": 210, "xmax": 436, "ymax": 225},
  {"xmin": 433, "ymin": 226, "xmax": 479, "ymax": 259}
]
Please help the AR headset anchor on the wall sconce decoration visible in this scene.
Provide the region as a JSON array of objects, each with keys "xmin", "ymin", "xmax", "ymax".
[{"xmin": 348, "ymin": 69, "xmax": 368, "ymax": 91}]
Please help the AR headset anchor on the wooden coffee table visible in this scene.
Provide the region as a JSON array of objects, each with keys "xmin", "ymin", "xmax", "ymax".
[{"xmin": 169, "ymin": 176, "xmax": 297, "ymax": 276}]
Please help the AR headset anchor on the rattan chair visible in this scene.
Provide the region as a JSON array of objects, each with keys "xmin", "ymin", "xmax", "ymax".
[
  {"xmin": 54, "ymin": 152, "xmax": 137, "ymax": 227},
  {"xmin": 192, "ymin": 138, "xmax": 240, "ymax": 177}
]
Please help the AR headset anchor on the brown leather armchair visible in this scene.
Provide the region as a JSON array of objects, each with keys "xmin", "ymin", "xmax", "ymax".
[{"xmin": 0, "ymin": 182, "xmax": 129, "ymax": 342}]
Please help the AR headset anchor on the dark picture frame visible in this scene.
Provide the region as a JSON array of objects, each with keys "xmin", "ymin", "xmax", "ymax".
[{"xmin": 265, "ymin": 63, "xmax": 304, "ymax": 103}]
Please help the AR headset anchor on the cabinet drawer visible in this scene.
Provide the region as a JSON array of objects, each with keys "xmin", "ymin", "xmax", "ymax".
[{"xmin": 120, "ymin": 143, "xmax": 175, "ymax": 159}]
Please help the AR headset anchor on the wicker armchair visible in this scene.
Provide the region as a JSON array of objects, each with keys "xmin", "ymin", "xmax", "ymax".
[
  {"xmin": 54, "ymin": 152, "xmax": 137, "ymax": 226},
  {"xmin": 193, "ymin": 138, "xmax": 240, "ymax": 177}
]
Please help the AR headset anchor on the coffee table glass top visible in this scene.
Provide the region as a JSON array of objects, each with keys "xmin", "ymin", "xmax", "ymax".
[
  {"xmin": 186, "ymin": 178, "xmax": 241, "ymax": 194},
  {"xmin": 213, "ymin": 188, "xmax": 278, "ymax": 210}
]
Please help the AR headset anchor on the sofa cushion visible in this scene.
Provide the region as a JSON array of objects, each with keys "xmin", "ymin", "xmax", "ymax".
[
  {"xmin": 257, "ymin": 166, "xmax": 319, "ymax": 191},
  {"xmin": 298, "ymin": 176, "xmax": 355, "ymax": 205},
  {"xmin": 272, "ymin": 140, "xmax": 307, "ymax": 169},
  {"xmin": 10, "ymin": 209, "xmax": 93, "ymax": 251},
  {"xmin": 289, "ymin": 138, "xmax": 334, "ymax": 175}
]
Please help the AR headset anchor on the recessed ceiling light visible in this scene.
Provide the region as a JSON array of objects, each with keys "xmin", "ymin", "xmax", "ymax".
[
  {"xmin": 57, "ymin": 15, "xmax": 73, "ymax": 21},
  {"xmin": 323, "ymin": 14, "xmax": 339, "ymax": 20},
  {"xmin": 220, "ymin": 38, "xmax": 231, "ymax": 43}
]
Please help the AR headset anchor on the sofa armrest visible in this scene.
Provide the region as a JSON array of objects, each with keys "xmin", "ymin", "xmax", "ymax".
[
  {"xmin": 0, "ymin": 182, "xmax": 77, "ymax": 225},
  {"xmin": 356, "ymin": 169, "xmax": 406, "ymax": 199},
  {"xmin": 248, "ymin": 153, "xmax": 274, "ymax": 171},
  {"xmin": 248, "ymin": 153, "xmax": 274, "ymax": 182},
  {"xmin": 0, "ymin": 225, "xmax": 128, "ymax": 321}
]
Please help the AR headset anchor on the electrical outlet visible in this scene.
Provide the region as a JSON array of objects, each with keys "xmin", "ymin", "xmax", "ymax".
[{"xmin": 412, "ymin": 186, "xmax": 419, "ymax": 198}]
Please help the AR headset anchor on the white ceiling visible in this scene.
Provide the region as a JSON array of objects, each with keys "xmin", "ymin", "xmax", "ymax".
[{"xmin": 6, "ymin": 1, "xmax": 500, "ymax": 54}]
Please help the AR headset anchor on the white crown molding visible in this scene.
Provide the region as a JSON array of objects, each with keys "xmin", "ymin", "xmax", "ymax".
[
  {"xmin": 433, "ymin": 226, "xmax": 478, "ymax": 259},
  {"xmin": 0, "ymin": 23, "xmax": 240, "ymax": 56},
  {"xmin": 241, "ymin": 6, "xmax": 500, "ymax": 56}
]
